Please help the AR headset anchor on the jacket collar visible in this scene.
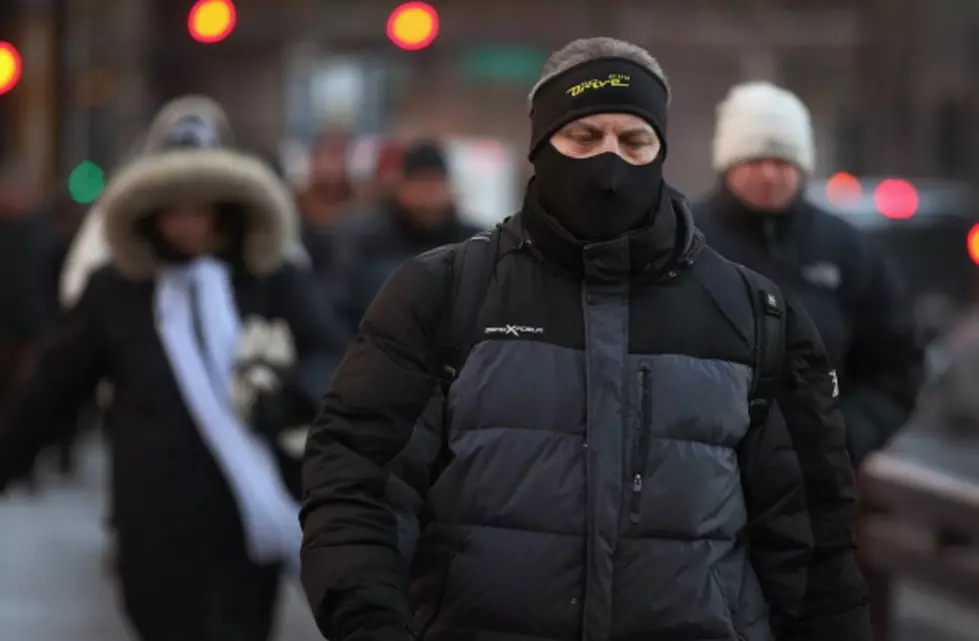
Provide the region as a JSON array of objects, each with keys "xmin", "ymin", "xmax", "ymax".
[
  {"xmin": 707, "ymin": 182, "xmax": 812, "ymax": 241},
  {"xmin": 513, "ymin": 179, "xmax": 702, "ymax": 284}
]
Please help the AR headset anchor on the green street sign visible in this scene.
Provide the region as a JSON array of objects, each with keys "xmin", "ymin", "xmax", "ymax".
[{"xmin": 459, "ymin": 46, "xmax": 546, "ymax": 84}]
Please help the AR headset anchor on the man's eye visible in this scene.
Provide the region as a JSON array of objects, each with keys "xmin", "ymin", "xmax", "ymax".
[{"xmin": 622, "ymin": 138, "xmax": 652, "ymax": 148}]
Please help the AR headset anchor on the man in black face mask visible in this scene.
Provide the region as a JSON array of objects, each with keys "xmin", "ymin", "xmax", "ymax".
[
  {"xmin": 302, "ymin": 37, "xmax": 871, "ymax": 641},
  {"xmin": 529, "ymin": 59, "xmax": 665, "ymax": 241}
]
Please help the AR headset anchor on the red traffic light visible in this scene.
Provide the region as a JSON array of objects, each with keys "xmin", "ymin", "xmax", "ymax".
[
  {"xmin": 873, "ymin": 178, "xmax": 919, "ymax": 219},
  {"xmin": 968, "ymin": 223, "xmax": 979, "ymax": 265},
  {"xmin": 387, "ymin": 2, "xmax": 439, "ymax": 50},
  {"xmin": 0, "ymin": 42, "xmax": 23, "ymax": 96},
  {"xmin": 188, "ymin": 0, "xmax": 237, "ymax": 44}
]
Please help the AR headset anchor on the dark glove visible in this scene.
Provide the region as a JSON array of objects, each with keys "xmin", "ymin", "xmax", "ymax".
[{"xmin": 251, "ymin": 391, "xmax": 286, "ymax": 441}]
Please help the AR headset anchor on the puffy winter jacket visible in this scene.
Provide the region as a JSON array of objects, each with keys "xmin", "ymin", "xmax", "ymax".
[{"xmin": 301, "ymin": 184, "xmax": 870, "ymax": 641}]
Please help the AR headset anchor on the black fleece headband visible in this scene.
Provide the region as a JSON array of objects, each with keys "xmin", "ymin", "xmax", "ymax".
[{"xmin": 528, "ymin": 57, "xmax": 669, "ymax": 160}]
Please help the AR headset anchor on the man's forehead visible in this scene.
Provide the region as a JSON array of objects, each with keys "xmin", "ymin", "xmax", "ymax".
[{"xmin": 565, "ymin": 113, "xmax": 654, "ymax": 133}]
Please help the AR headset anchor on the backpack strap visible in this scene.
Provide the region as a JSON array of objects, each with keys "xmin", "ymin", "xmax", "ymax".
[
  {"xmin": 692, "ymin": 251, "xmax": 787, "ymax": 427},
  {"xmin": 734, "ymin": 266, "xmax": 787, "ymax": 427},
  {"xmin": 437, "ymin": 225, "xmax": 503, "ymax": 392},
  {"xmin": 430, "ymin": 225, "xmax": 502, "ymax": 483}
]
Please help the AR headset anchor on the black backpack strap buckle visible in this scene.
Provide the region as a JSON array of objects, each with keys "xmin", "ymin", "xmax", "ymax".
[{"xmin": 737, "ymin": 268, "xmax": 787, "ymax": 427}]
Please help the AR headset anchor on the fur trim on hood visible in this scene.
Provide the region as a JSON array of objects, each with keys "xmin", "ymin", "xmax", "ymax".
[{"xmin": 100, "ymin": 96, "xmax": 297, "ymax": 280}]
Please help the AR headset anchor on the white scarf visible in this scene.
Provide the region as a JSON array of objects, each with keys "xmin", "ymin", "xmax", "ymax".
[{"xmin": 154, "ymin": 257, "xmax": 300, "ymax": 575}]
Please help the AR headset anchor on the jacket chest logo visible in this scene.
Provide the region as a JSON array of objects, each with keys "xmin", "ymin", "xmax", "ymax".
[
  {"xmin": 484, "ymin": 324, "xmax": 543, "ymax": 337},
  {"xmin": 801, "ymin": 261, "xmax": 841, "ymax": 290}
]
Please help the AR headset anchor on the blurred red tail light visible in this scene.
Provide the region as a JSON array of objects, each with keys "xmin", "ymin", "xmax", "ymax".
[
  {"xmin": 826, "ymin": 172, "xmax": 862, "ymax": 208},
  {"xmin": 873, "ymin": 179, "xmax": 919, "ymax": 219}
]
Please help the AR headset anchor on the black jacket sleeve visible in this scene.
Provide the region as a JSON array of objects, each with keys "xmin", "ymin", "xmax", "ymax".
[
  {"xmin": 739, "ymin": 300, "xmax": 871, "ymax": 641},
  {"xmin": 300, "ymin": 248, "xmax": 452, "ymax": 641},
  {"xmin": 842, "ymin": 242, "xmax": 924, "ymax": 466},
  {"xmin": 0, "ymin": 270, "xmax": 108, "ymax": 489}
]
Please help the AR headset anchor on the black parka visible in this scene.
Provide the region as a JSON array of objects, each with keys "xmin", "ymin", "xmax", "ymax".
[{"xmin": 302, "ymin": 185, "xmax": 870, "ymax": 641}]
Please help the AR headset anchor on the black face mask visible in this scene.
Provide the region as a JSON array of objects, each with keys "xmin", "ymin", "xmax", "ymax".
[{"xmin": 533, "ymin": 144, "xmax": 663, "ymax": 241}]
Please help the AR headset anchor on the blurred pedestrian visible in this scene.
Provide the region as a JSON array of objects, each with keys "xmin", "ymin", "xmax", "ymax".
[
  {"xmin": 41, "ymin": 194, "xmax": 97, "ymax": 480},
  {"xmin": 372, "ymin": 137, "xmax": 405, "ymax": 198},
  {"xmin": 0, "ymin": 163, "xmax": 63, "ymax": 493},
  {"xmin": 297, "ymin": 132, "xmax": 357, "ymax": 279},
  {"xmin": 329, "ymin": 139, "xmax": 481, "ymax": 338},
  {"xmin": 301, "ymin": 38, "xmax": 870, "ymax": 641},
  {"xmin": 0, "ymin": 96, "xmax": 341, "ymax": 641},
  {"xmin": 0, "ymin": 161, "xmax": 62, "ymax": 444},
  {"xmin": 693, "ymin": 81, "xmax": 924, "ymax": 468}
]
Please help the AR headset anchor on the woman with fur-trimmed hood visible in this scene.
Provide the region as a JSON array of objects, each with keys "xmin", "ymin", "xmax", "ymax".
[{"xmin": 0, "ymin": 96, "xmax": 339, "ymax": 640}]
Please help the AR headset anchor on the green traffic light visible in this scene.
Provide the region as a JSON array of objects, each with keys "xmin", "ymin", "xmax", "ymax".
[{"xmin": 68, "ymin": 160, "xmax": 105, "ymax": 204}]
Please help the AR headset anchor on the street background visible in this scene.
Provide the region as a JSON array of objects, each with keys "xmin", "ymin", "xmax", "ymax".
[{"xmin": 4, "ymin": 0, "xmax": 979, "ymax": 212}]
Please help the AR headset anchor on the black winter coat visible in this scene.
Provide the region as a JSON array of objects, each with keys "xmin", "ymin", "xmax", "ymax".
[
  {"xmin": 329, "ymin": 202, "xmax": 482, "ymax": 340},
  {"xmin": 0, "ymin": 213, "xmax": 65, "ymax": 411},
  {"xmin": 301, "ymin": 185, "xmax": 870, "ymax": 641},
  {"xmin": 0, "ymin": 213, "xmax": 63, "ymax": 339},
  {"xmin": 301, "ymin": 217, "xmax": 337, "ymax": 283},
  {"xmin": 0, "ymin": 262, "xmax": 338, "ymax": 552},
  {"xmin": 693, "ymin": 188, "xmax": 924, "ymax": 465}
]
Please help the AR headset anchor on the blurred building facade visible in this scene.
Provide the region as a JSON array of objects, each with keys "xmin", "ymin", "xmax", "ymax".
[{"xmin": 2, "ymin": 0, "xmax": 979, "ymax": 197}]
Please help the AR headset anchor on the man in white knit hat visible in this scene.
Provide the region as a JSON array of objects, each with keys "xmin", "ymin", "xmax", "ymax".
[{"xmin": 694, "ymin": 81, "xmax": 924, "ymax": 468}]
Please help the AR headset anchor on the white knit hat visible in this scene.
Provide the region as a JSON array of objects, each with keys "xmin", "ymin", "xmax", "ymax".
[{"xmin": 712, "ymin": 81, "xmax": 815, "ymax": 174}]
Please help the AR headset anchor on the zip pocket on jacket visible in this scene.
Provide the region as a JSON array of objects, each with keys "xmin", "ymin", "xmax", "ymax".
[{"xmin": 629, "ymin": 366, "xmax": 652, "ymax": 524}]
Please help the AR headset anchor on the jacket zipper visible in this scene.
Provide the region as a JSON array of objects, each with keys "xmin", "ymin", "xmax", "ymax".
[{"xmin": 630, "ymin": 366, "xmax": 652, "ymax": 524}]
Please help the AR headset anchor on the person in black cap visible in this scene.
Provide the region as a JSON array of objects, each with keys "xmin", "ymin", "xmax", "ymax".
[
  {"xmin": 327, "ymin": 138, "xmax": 481, "ymax": 339},
  {"xmin": 0, "ymin": 96, "xmax": 341, "ymax": 641},
  {"xmin": 301, "ymin": 38, "xmax": 870, "ymax": 641}
]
